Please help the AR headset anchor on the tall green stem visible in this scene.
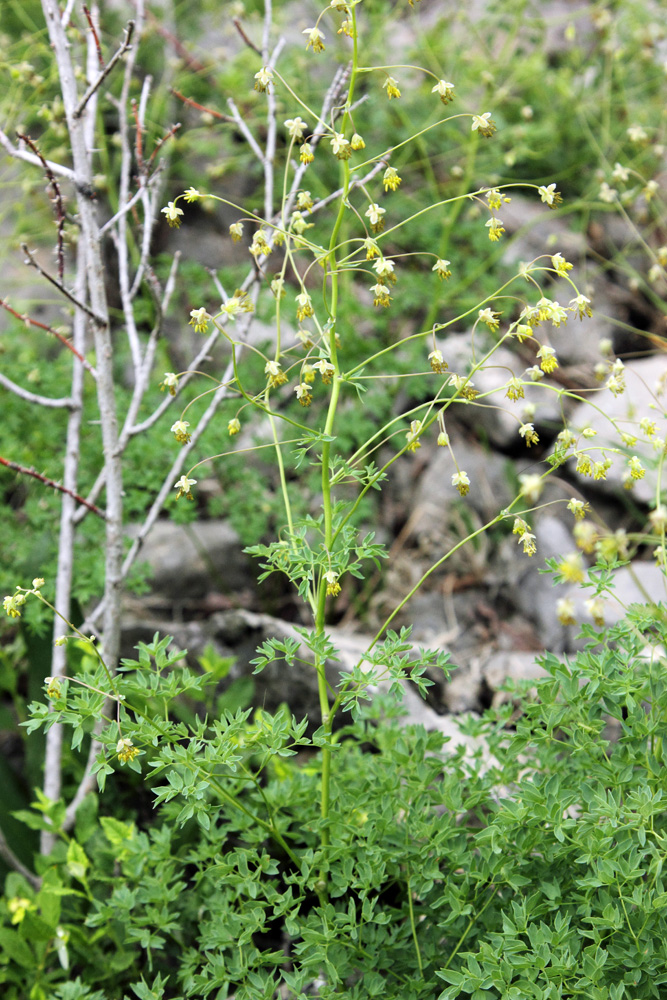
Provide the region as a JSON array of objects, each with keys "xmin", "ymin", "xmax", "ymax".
[{"xmin": 314, "ymin": 7, "xmax": 359, "ymax": 857}]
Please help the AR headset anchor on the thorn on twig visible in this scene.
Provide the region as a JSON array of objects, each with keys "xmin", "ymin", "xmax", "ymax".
[{"xmin": 16, "ymin": 133, "xmax": 66, "ymax": 282}]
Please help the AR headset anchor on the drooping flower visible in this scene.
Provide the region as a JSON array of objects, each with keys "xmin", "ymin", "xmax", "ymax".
[
  {"xmin": 518, "ymin": 473, "xmax": 543, "ymax": 502},
  {"xmin": 373, "ymin": 257, "xmax": 396, "ymax": 283},
  {"xmin": 161, "ymin": 201, "xmax": 183, "ymax": 228},
  {"xmin": 485, "ymin": 217, "xmax": 505, "ymax": 241},
  {"xmin": 519, "ymin": 422, "xmax": 539, "ymax": 446},
  {"xmin": 478, "ymin": 307, "xmax": 500, "ymax": 331},
  {"xmin": 452, "ymin": 470, "xmax": 471, "ymax": 496},
  {"xmin": 171, "ymin": 420, "xmax": 191, "ymax": 444},
  {"xmin": 550, "ymin": 253, "xmax": 572, "ymax": 276},
  {"xmin": 428, "ymin": 349, "xmax": 448, "ymax": 374},
  {"xmin": 557, "ymin": 552, "xmax": 585, "ymax": 583},
  {"xmin": 505, "ymin": 376, "xmax": 524, "ymax": 401},
  {"xmin": 570, "ymin": 294, "xmax": 592, "ymax": 319},
  {"xmin": 383, "ymin": 166, "xmax": 402, "ymax": 192},
  {"xmin": 294, "ymin": 383, "xmax": 313, "ymax": 406},
  {"xmin": 585, "ymin": 597, "xmax": 605, "ymax": 627},
  {"xmin": 370, "ymin": 282, "xmax": 391, "ymax": 308},
  {"xmin": 405, "ymin": 420, "xmax": 422, "ymax": 453},
  {"xmin": 538, "ymin": 183, "xmax": 562, "ymax": 208},
  {"xmin": 189, "ymin": 307, "xmax": 211, "ymax": 333},
  {"xmin": 313, "ymin": 359, "xmax": 335, "ymax": 383},
  {"xmin": 471, "ymin": 112, "xmax": 496, "ymax": 137},
  {"xmin": 265, "ymin": 359, "xmax": 288, "ymax": 387},
  {"xmin": 303, "ymin": 27, "xmax": 325, "ymax": 52},
  {"xmin": 537, "ymin": 345, "xmax": 559, "ymax": 374},
  {"xmin": 383, "ymin": 76, "xmax": 401, "ymax": 99},
  {"xmin": 159, "ymin": 372, "xmax": 179, "ymax": 396},
  {"xmin": 365, "ymin": 203, "xmax": 386, "ymax": 232},
  {"xmin": 174, "ymin": 475, "xmax": 197, "ymax": 500},
  {"xmin": 116, "ymin": 738, "xmax": 140, "ymax": 765},
  {"xmin": 3, "ymin": 591, "xmax": 26, "ymax": 618},
  {"xmin": 557, "ymin": 598, "xmax": 577, "ymax": 626},
  {"xmin": 285, "ymin": 117, "xmax": 307, "ymax": 140},
  {"xmin": 295, "ymin": 292, "xmax": 314, "ymax": 321},
  {"xmin": 330, "ymin": 132, "xmax": 351, "ymax": 159},
  {"xmin": 254, "ymin": 66, "xmax": 274, "ymax": 92},
  {"xmin": 432, "ymin": 258, "xmax": 451, "ymax": 280},
  {"xmin": 432, "ymin": 79, "xmax": 455, "ymax": 104},
  {"xmin": 567, "ymin": 498, "xmax": 590, "ymax": 520}
]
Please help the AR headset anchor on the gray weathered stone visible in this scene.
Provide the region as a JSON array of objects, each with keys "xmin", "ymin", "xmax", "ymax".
[{"xmin": 127, "ymin": 519, "xmax": 255, "ymax": 600}]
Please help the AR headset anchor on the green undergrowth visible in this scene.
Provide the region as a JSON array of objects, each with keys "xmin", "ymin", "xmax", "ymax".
[{"xmin": 2, "ymin": 584, "xmax": 667, "ymax": 999}]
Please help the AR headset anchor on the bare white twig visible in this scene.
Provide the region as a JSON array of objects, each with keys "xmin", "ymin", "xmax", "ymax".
[
  {"xmin": 0, "ymin": 373, "xmax": 72, "ymax": 408},
  {"xmin": 114, "ymin": 5, "xmax": 145, "ymax": 373},
  {"xmin": 162, "ymin": 251, "xmax": 180, "ymax": 312},
  {"xmin": 81, "ymin": 292, "xmax": 260, "ymax": 635},
  {"xmin": 62, "ymin": 718, "xmax": 106, "ymax": 832},
  {"xmin": 99, "ymin": 184, "xmax": 146, "ymax": 235},
  {"xmin": 227, "ymin": 99, "xmax": 265, "ymax": 165},
  {"xmin": 137, "ymin": 71, "xmax": 152, "ymax": 131},
  {"xmin": 0, "ymin": 129, "xmax": 77, "ymax": 183},
  {"xmin": 42, "ymin": 241, "xmax": 87, "ymax": 836},
  {"xmin": 309, "ymin": 159, "xmax": 386, "ymax": 215},
  {"xmin": 41, "ymin": 0, "xmax": 124, "ymax": 842},
  {"xmin": 128, "ymin": 330, "xmax": 222, "ymax": 437},
  {"xmin": 262, "ymin": 0, "xmax": 272, "ymax": 61},
  {"xmin": 263, "ymin": 0, "xmax": 280, "ymax": 222},
  {"xmin": 61, "ymin": 0, "xmax": 77, "ymax": 28}
]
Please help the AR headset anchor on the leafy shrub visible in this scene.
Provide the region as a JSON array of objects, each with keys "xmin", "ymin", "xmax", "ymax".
[{"xmin": 2, "ymin": 584, "xmax": 666, "ymax": 999}]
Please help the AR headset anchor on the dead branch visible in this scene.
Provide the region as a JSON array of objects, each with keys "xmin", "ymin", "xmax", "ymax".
[
  {"xmin": 0, "ymin": 456, "xmax": 106, "ymax": 518},
  {"xmin": 233, "ymin": 17, "xmax": 262, "ymax": 55},
  {"xmin": 0, "ymin": 826, "xmax": 41, "ymax": 890},
  {"xmin": 21, "ymin": 244, "xmax": 106, "ymax": 326},
  {"xmin": 171, "ymin": 88, "xmax": 234, "ymax": 122},
  {"xmin": 15, "ymin": 133, "xmax": 66, "ymax": 281},
  {"xmin": 82, "ymin": 4, "xmax": 105, "ymax": 67},
  {"xmin": 0, "ymin": 128, "xmax": 77, "ymax": 183},
  {"xmin": 148, "ymin": 121, "xmax": 182, "ymax": 166},
  {"xmin": 0, "ymin": 299, "xmax": 97, "ymax": 379},
  {"xmin": 74, "ymin": 20, "xmax": 135, "ymax": 119}
]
